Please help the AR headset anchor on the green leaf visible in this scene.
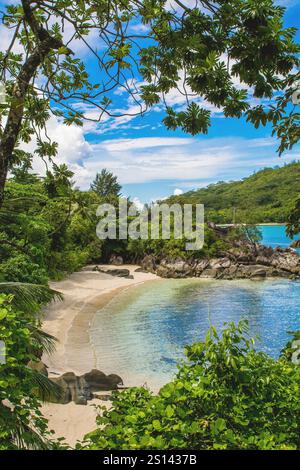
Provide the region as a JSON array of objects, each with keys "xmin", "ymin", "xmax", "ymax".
[{"xmin": 165, "ymin": 405, "xmax": 174, "ymax": 418}]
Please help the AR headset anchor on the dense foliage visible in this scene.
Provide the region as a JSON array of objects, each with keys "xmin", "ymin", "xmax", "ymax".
[
  {"xmin": 0, "ymin": 168, "xmax": 103, "ymax": 283},
  {"xmin": 1, "ymin": 166, "xmax": 245, "ymax": 283},
  {"xmin": 2, "ymin": 162, "xmax": 298, "ymax": 285},
  {"xmin": 81, "ymin": 321, "xmax": 300, "ymax": 450},
  {"xmin": 0, "ymin": 294, "xmax": 64, "ymax": 449},
  {"xmin": 0, "ymin": 1, "xmax": 299, "ymax": 206},
  {"xmin": 0, "ymin": 0, "xmax": 299, "ymax": 451},
  {"xmin": 166, "ymin": 161, "xmax": 300, "ymax": 225}
]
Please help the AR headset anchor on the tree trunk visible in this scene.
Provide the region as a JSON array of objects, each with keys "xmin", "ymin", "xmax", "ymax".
[{"xmin": 0, "ymin": 0, "xmax": 65, "ymax": 207}]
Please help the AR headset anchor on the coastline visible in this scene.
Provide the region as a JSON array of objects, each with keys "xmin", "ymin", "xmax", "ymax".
[
  {"xmin": 41, "ymin": 265, "xmax": 159, "ymax": 447},
  {"xmin": 218, "ymin": 223, "xmax": 287, "ymax": 227},
  {"xmin": 39, "ymin": 250, "xmax": 300, "ymax": 446}
]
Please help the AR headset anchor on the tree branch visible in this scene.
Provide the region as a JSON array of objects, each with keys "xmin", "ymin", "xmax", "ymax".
[{"xmin": 0, "ymin": 1, "xmax": 70, "ymax": 207}]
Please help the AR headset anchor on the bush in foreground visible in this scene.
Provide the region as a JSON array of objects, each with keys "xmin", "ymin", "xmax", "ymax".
[
  {"xmin": 80, "ymin": 321, "xmax": 300, "ymax": 450},
  {"xmin": 0, "ymin": 294, "xmax": 65, "ymax": 449}
]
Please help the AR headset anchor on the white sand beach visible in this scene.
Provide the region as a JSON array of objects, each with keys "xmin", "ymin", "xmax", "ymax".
[{"xmin": 41, "ymin": 265, "xmax": 158, "ymax": 447}]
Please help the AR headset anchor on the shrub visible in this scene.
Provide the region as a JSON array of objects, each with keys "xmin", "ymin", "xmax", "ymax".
[
  {"xmin": 81, "ymin": 321, "xmax": 300, "ymax": 450},
  {"xmin": 0, "ymin": 295, "xmax": 50, "ymax": 449}
]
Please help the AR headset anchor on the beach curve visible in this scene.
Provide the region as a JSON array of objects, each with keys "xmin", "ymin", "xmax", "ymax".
[{"xmin": 41, "ymin": 265, "xmax": 159, "ymax": 447}]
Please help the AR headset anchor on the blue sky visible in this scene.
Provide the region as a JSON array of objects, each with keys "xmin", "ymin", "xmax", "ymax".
[{"xmin": 1, "ymin": 0, "xmax": 300, "ymax": 204}]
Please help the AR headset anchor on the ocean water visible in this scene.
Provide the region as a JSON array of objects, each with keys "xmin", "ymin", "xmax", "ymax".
[
  {"xmin": 259, "ymin": 224, "xmax": 300, "ymax": 250},
  {"xmin": 90, "ymin": 225, "xmax": 300, "ymax": 390}
]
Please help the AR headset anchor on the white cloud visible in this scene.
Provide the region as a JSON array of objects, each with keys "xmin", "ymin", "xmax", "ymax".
[
  {"xmin": 42, "ymin": 132, "xmax": 299, "ymax": 190},
  {"xmin": 166, "ymin": 1, "xmax": 201, "ymax": 12},
  {"xmin": 130, "ymin": 23, "xmax": 150, "ymax": 34},
  {"xmin": 21, "ymin": 115, "xmax": 300, "ymax": 199},
  {"xmin": 23, "ymin": 115, "xmax": 92, "ymax": 179},
  {"xmin": 173, "ymin": 188, "xmax": 183, "ymax": 196},
  {"xmin": 100, "ymin": 137, "xmax": 193, "ymax": 152},
  {"xmin": 131, "ymin": 197, "xmax": 145, "ymax": 211},
  {"xmin": 73, "ymin": 100, "xmax": 147, "ymax": 135},
  {"xmin": 0, "ymin": 23, "xmax": 23, "ymax": 55}
]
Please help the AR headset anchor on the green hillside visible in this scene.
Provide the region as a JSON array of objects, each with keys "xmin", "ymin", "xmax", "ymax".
[{"xmin": 166, "ymin": 162, "xmax": 300, "ymax": 224}]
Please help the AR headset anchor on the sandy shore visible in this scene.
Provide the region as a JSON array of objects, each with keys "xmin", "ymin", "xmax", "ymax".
[{"xmin": 41, "ymin": 265, "xmax": 158, "ymax": 447}]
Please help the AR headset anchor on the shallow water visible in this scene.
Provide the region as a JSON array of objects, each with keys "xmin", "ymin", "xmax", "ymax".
[{"xmin": 90, "ymin": 277, "xmax": 300, "ymax": 390}]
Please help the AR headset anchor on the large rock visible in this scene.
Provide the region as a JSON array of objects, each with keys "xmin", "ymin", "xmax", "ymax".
[
  {"xmin": 222, "ymin": 265, "xmax": 239, "ymax": 279},
  {"xmin": 271, "ymin": 250, "xmax": 300, "ymax": 275},
  {"xmin": 269, "ymin": 268, "xmax": 291, "ymax": 278},
  {"xmin": 139, "ymin": 243, "xmax": 300, "ymax": 280},
  {"xmin": 109, "ymin": 255, "xmax": 124, "ymax": 265},
  {"xmin": 209, "ymin": 257, "xmax": 231, "ymax": 270},
  {"xmin": 50, "ymin": 372, "xmax": 92, "ymax": 405},
  {"xmin": 194, "ymin": 259, "xmax": 209, "ymax": 276},
  {"xmin": 140, "ymin": 255, "xmax": 157, "ymax": 273},
  {"xmin": 238, "ymin": 264, "xmax": 268, "ymax": 279},
  {"xmin": 104, "ymin": 268, "xmax": 130, "ymax": 277},
  {"xmin": 196, "ymin": 258, "xmax": 232, "ymax": 279},
  {"xmin": 92, "ymin": 266, "xmax": 130, "ymax": 277},
  {"xmin": 134, "ymin": 267, "xmax": 149, "ymax": 273},
  {"xmin": 156, "ymin": 259, "xmax": 192, "ymax": 278},
  {"xmin": 255, "ymin": 256, "xmax": 272, "ymax": 266},
  {"xmin": 200, "ymin": 268, "xmax": 218, "ymax": 279},
  {"xmin": 50, "ymin": 375, "xmax": 71, "ymax": 404},
  {"xmin": 237, "ymin": 254, "xmax": 255, "ymax": 264},
  {"xmin": 249, "ymin": 267, "xmax": 268, "ymax": 278},
  {"xmin": 49, "ymin": 369, "xmax": 123, "ymax": 405},
  {"xmin": 81, "ymin": 369, "xmax": 123, "ymax": 392}
]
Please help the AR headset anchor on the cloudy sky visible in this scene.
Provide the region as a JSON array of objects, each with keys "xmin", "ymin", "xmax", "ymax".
[{"xmin": 1, "ymin": 0, "xmax": 300, "ymax": 203}]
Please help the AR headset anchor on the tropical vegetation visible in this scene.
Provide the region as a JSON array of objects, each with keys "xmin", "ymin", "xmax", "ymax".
[
  {"xmin": 1, "ymin": 0, "xmax": 300, "ymax": 209},
  {"xmin": 80, "ymin": 321, "xmax": 300, "ymax": 451},
  {"xmin": 0, "ymin": 0, "xmax": 300, "ymax": 451},
  {"xmin": 0, "ymin": 292, "xmax": 65, "ymax": 449}
]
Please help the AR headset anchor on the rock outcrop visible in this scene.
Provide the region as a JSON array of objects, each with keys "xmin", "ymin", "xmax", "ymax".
[
  {"xmin": 105, "ymin": 268, "xmax": 131, "ymax": 278},
  {"xmin": 156, "ymin": 259, "xmax": 192, "ymax": 278},
  {"xmin": 49, "ymin": 369, "xmax": 123, "ymax": 405},
  {"xmin": 93, "ymin": 266, "xmax": 132, "ymax": 278},
  {"xmin": 109, "ymin": 255, "xmax": 124, "ymax": 265},
  {"xmin": 82, "ymin": 369, "xmax": 123, "ymax": 392},
  {"xmin": 140, "ymin": 245, "xmax": 300, "ymax": 280}
]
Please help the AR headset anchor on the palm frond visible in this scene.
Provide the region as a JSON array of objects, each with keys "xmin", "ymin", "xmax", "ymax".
[
  {"xmin": 28, "ymin": 369, "xmax": 63, "ymax": 403},
  {"xmin": 0, "ymin": 282, "xmax": 63, "ymax": 312},
  {"xmin": 28, "ymin": 325, "xmax": 58, "ymax": 355},
  {"xmin": 0, "ymin": 405, "xmax": 50, "ymax": 450}
]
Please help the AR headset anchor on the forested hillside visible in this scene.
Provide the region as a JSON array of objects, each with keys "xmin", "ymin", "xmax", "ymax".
[
  {"xmin": 2, "ymin": 163, "xmax": 299, "ymax": 286},
  {"xmin": 0, "ymin": 168, "xmax": 225, "ymax": 284},
  {"xmin": 166, "ymin": 162, "xmax": 300, "ymax": 224}
]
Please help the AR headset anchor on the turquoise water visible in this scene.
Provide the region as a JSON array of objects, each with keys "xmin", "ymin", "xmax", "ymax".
[
  {"xmin": 259, "ymin": 224, "xmax": 300, "ymax": 250},
  {"xmin": 91, "ymin": 279, "xmax": 300, "ymax": 390},
  {"xmin": 90, "ymin": 225, "xmax": 300, "ymax": 390}
]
